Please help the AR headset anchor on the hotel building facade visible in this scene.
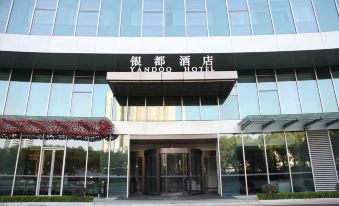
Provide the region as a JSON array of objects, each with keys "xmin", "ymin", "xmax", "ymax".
[{"xmin": 0, "ymin": 0, "xmax": 339, "ymax": 198}]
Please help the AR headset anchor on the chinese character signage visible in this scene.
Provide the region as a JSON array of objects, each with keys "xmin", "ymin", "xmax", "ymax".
[{"xmin": 129, "ymin": 55, "xmax": 214, "ymax": 72}]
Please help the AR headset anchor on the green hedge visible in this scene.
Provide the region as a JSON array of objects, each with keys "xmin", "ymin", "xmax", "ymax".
[
  {"xmin": 258, "ymin": 191, "xmax": 339, "ymax": 200},
  {"xmin": 0, "ymin": 196, "xmax": 93, "ymax": 202}
]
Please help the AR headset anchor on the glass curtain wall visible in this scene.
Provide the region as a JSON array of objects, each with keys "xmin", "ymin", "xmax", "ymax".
[
  {"xmin": 257, "ymin": 70, "xmax": 280, "ymax": 115},
  {"xmin": 76, "ymin": 0, "xmax": 100, "ymax": 36},
  {"xmin": 0, "ymin": 0, "xmax": 12, "ymax": 33},
  {"xmin": 0, "ymin": 69, "xmax": 10, "ymax": 115},
  {"xmin": 186, "ymin": 0, "xmax": 208, "ymax": 36},
  {"xmin": 227, "ymin": 0, "xmax": 251, "ymax": 35},
  {"xmin": 30, "ymin": 0, "xmax": 58, "ymax": 35},
  {"xmin": 219, "ymin": 84, "xmax": 240, "ymax": 120}
]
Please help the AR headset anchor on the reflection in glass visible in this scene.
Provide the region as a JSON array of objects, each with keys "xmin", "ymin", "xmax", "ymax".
[
  {"xmin": 63, "ymin": 139, "xmax": 87, "ymax": 195},
  {"xmin": 238, "ymin": 70, "xmax": 259, "ymax": 118},
  {"xmin": 0, "ymin": 139, "xmax": 19, "ymax": 195},
  {"xmin": 48, "ymin": 70, "xmax": 73, "ymax": 116},
  {"xmin": 76, "ymin": 11, "xmax": 99, "ymax": 36},
  {"xmin": 30, "ymin": 10, "xmax": 55, "ymax": 35},
  {"xmin": 276, "ymin": 69, "xmax": 301, "ymax": 114},
  {"xmin": 4, "ymin": 69, "xmax": 31, "ymax": 115},
  {"xmin": 112, "ymin": 96, "xmax": 126, "ymax": 121},
  {"xmin": 53, "ymin": 0, "xmax": 78, "ymax": 36},
  {"xmin": 26, "ymin": 70, "xmax": 52, "ymax": 116},
  {"xmin": 120, "ymin": 0, "xmax": 142, "ymax": 36},
  {"xmin": 128, "ymin": 96, "xmax": 146, "ymax": 121},
  {"xmin": 313, "ymin": 0, "xmax": 339, "ymax": 32},
  {"xmin": 7, "ymin": 0, "xmax": 35, "ymax": 34},
  {"xmin": 0, "ymin": 69, "xmax": 10, "ymax": 115},
  {"xmin": 92, "ymin": 72, "xmax": 112, "ymax": 117},
  {"xmin": 316, "ymin": 67, "xmax": 338, "ymax": 112},
  {"xmin": 80, "ymin": 0, "xmax": 100, "ymax": 10},
  {"xmin": 98, "ymin": 0, "xmax": 121, "ymax": 36},
  {"xmin": 220, "ymin": 95, "xmax": 239, "ymax": 120},
  {"xmin": 269, "ymin": 0, "xmax": 295, "ymax": 34},
  {"xmin": 206, "ymin": 0, "xmax": 229, "ymax": 36},
  {"xmin": 0, "ymin": 0, "xmax": 12, "ymax": 32},
  {"xmin": 109, "ymin": 135, "xmax": 128, "ymax": 196},
  {"xmin": 290, "ymin": 0, "xmax": 318, "ymax": 33},
  {"xmin": 164, "ymin": 96, "xmax": 182, "ymax": 120},
  {"xmin": 144, "ymin": 0, "xmax": 163, "ymax": 11},
  {"xmin": 186, "ymin": 11, "xmax": 207, "ymax": 36},
  {"xmin": 265, "ymin": 133, "xmax": 291, "ymax": 192},
  {"xmin": 259, "ymin": 91, "xmax": 280, "ymax": 115},
  {"xmin": 243, "ymin": 133, "xmax": 267, "ymax": 194},
  {"xmin": 201, "ymin": 96, "xmax": 218, "ymax": 120},
  {"xmin": 87, "ymin": 139, "xmax": 109, "ymax": 196},
  {"xmin": 164, "ymin": 0, "xmax": 185, "ymax": 36},
  {"xmin": 296, "ymin": 68, "xmax": 322, "ymax": 113},
  {"xmin": 36, "ymin": 0, "xmax": 58, "ymax": 9},
  {"xmin": 247, "ymin": 0, "xmax": 273, "ymax": 35},
  {"xmin": 227, "ymin": 0, "xmax": 247, "ymax": 10},
  {"xmin": 331, "ymin": 66, "xmax": 339, "ymax": 106},
  {"xmin": 71, "ymin": 93, "xmax": 92, "ymax": 117},
  {"xmin": 229, "ymin": 11, "xmax": 251, "ymax": 35},
  {"xmin": 14, "ymin": 139, "xmax": 42, "ymax": 195},
  {"xmin": 329, "ymin": 130, "xmax": 339, "ymax": 177},
  {"xmin": 219, "ymin": 134, "xmax": 245, "ymax": 195},
  {"xmin": 143, "ymin": 12, "xmax": 163, "ymax": 36},
  {"xmin": 286, "ymin": 132, "xmax": 314, "ymax": 192},
  {"xmin": 183, "ymin": 96, "xmax": 200, "ymax": 120}
]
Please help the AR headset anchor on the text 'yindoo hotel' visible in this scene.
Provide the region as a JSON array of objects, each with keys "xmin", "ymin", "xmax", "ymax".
[{"xmin": 0, "ymin": 0, "xmax": 339, "ymax": 198}]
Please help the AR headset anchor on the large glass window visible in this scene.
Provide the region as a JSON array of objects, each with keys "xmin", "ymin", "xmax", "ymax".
[
  {"xmin": 109, "ymin": 135, "xmax": 128, "ymax": 196},
  {"xmin": 269, "ymin": 0, "xmax": 296, "ymax": 34},
  {"xmin": 265, "ymin": 132, "xmax": 292, "ymax": 192},
  {"xmin": 183, "ymin": 96, "xmax": 200, "ymax": 120},
  {"xmin": 0, "ymin": 69, "xmax": 10, "ymax": 115},
  {"xmin": 48, "ymin": 70, "xmax": 73, "ymax": 116},
  {"xmin": 30, "ymin": 0, "xmax": 57, "ymax": 35},
  {"xmin": 26, "ymin": 70, "xmax": 52, "ymax": 116},
  {"xmin": 14, "ymin": 139, "xmax": 43, "ymax": 195},
  {"xmin": 76, "ymin": 0, "xmax": 99, "ymax": 36},
  {"xmin": 200, "ymin": 96, "xmax": 218, "ymax": 120},
  {"xmin": 0, "ymin": 0, "xmax": 12, "ymax": 33},
  {"xmin": 164, "ymin": 96, "xmax": 182, "ymax": 120},
  {"xmin": 120, "ymin": 0, "xmax": 142, "ymax": 36},
  {"xmin": 98, "ymin": 0, "xmax": 121, "ymax": 36},
  {"xmin": 206, "ymin": 0, "xmax": 229, "ymax": 36},
  {"xmin": 128, "ymin": 96, "xmax": 146, "ymax": 121},
  {"xmin": 92, "ymin": 72, "xmax": 112, "ymax": 118},
  {"xmin": 0, "ymin": 139, "xmax": 19, "ymax": 195},
  {"xmin": 112, "ymin": 96, "xmax": 127, "ymax": 121},
  {"xmin": 290, "ymin": 0, "xmax": 318, "ymax": 33},
  {"xmin": 243, "ymin": 133, "xmax": 268, "ymax": 194},
  {"xmin": 164, "ymin": 0, "xmax": 185, "ymax": 36},
  {"xmin": 143, "ymin": 0, "xmax": 163, "ymax": 37},
  {"xmin": 248, "ymin": 0, "xmax": 273, "ymax": 35},
  {"xmin": 257, "ymin": 70, "xmax": 280, "ymax": 115},
  {"xmin": 219, "ymin": 134, "xmax": 246, "ymax": 195},
  {"xmin": 7, "ymin": 0, "xmax": 35, "ymax": 34},
  {"xmin": 86, "ymin": 139, "xmax": 109, "ymax": 196},
  {"xmin": 63, "ymin": 139, "xmax": 87, "ymax": 195},
  {"xmin": 286, "ymin": 132, "xmax": 314, "ymax": 192},
  {"xmin": 4, "ymin": 69, "xmax": 31, "ymax": 115},
  {"xmin": 296, "ymin": 68, "xmax": 322, "ymax": 113},
  {"xmin": 227, "ymin": 0, "xmax": 251, "ymax": 35},
  {"xmin": 219, "ymin": 91, "xmax": 240, "ymax": 120},
  {"xmin": 186, "ymin": 0, "xmax": 207, "ymax": 36},
  {"xmin": 312, "ymin": 0, "xmax": 339, "ymax": 32},
  {"xmin": 71, "ymin": 71, "xmax": 93, "ymax": 117},
  {"xmin": 276, "ymin": 69, "xmax": 301, "ymax": 114},
  {"xmin": 53, "ymin": 0, "xmax": 78, "ymax": 36},
  {"xmin": 146, "ymin": 96, "xmax": 164, "ymax": 121},
  {"xmin": 238, "ymin": 70, "xmax": 259, "ymax": 118},
  {"xmin": 316, "ymin": 67, "xmax": 338, "ymax": 112}
]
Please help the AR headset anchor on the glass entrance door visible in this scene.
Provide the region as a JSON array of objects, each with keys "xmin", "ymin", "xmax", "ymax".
[{"xmin": 38, "ymin": 148, "xmax": 64, "ymax": 195}]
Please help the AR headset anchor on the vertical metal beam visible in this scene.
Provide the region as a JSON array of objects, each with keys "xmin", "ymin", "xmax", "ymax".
[
  {"xmin": 48, "ymin": 150, "xmax": 56, "ymax": 195},
  {"xmin": 60, "ymin": 138, "xmax": 67, "ymax": 196},
  {"xmin": 284, "ymin": 131, "xmax": 294, "ymax": 192},
  {"xmin": 36, "ymin": 135, "xmax": 44, "ymax": 196},
  {"xmin": 241, "ymin": 133, "xmax": 248, "ymax": 196},
  {"xmin": 11, "ymin": 134, "xmax": 22, "ymax": 196},
  {"xmin": 263, "ymin": 132, "xmax": 270, "ymax": 184},
  {"xmin": 106, "ymin": 134, "xmax": 112, "ymax": 198},
  {"xmin": 216, "ymin": 134, "xmax": 222, "ymax": 196},
  {"xmin": 84, "ymin": 137, "xmax": 89, "ymax": 193},
  {"xmin": 126, "ymin": 135, "xmax": 130, "ymax": 198}
]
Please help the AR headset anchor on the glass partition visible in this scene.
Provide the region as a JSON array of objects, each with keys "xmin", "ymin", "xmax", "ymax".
[
  {"xmin": 219, "ymin": 134, "xmax": 246, "ymax": 195},
  {"xmin": 286, "ymin": 131, "xmax": 314, "ymax": 192}
]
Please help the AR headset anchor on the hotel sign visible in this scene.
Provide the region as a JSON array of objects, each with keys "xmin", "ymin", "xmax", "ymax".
[{"xmin": 129, "ymin": 55, "xmax": 214, "ymax": 72}]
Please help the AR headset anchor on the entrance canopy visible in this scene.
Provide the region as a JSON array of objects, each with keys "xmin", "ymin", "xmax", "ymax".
[
  {"xmin": 0, "ymin": 116, "xmax": 115, "ymax": 141},
  {"xmin": 239, "ymin": 112, "xmax": 339, "ymax": 132},
  {"xmin": 107, "ymin": 71, "xmax": 237, "ymax": 103}
]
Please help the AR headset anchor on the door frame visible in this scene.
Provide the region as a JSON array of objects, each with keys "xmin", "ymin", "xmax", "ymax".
[{"xmin": 36, "ymin": 147, "xmax": 65, "ymax": 196}]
